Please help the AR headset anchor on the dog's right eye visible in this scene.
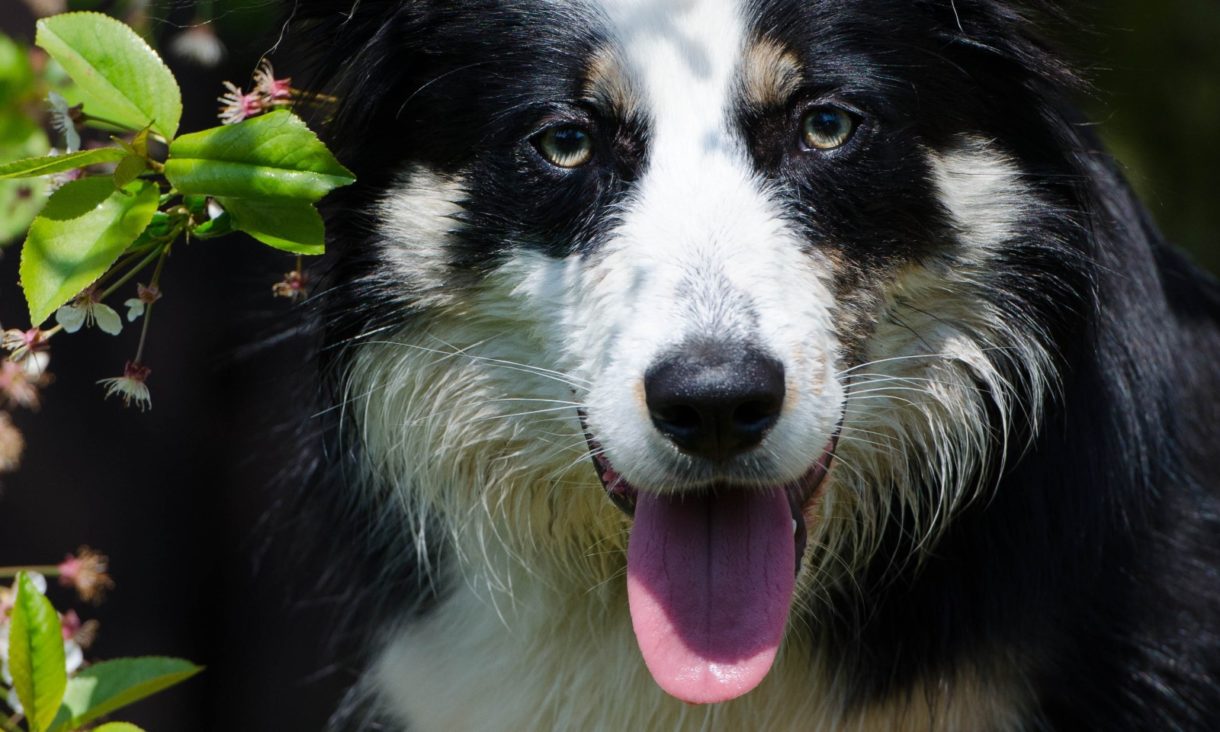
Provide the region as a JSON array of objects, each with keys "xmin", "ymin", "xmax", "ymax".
[{"xmin": 534, "ymin": 125, "xmax": 594, "ymax": 168}]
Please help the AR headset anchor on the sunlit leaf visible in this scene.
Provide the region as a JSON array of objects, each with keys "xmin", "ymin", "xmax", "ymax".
[
  {"xmin": 0, "ymin": 147, "xmax": 126, "ymax": 179},
  {"xmin": 165, "ymin": 110, "xmax": 354, "ymax": 201},
  {"xmin": 56, "ymin": 657, "xmax": 202, "ymax": 730},
  {"xmin": 19, "ymin": 177, "xmax": 159, "ymax": 325},
  {"xmin": 8, "ymin": 572, "xmax": 68, "ymax": 732},
  {"xmin": 35, "ymin": 12, "xmax": 181, "ymax": 139},
  {"xmin": 217, "ymin": 197, "xmax": 324, "ymax": 254},
  {"xmin": 112, "ymin": 154, "xmax": 147, "ymax": 189}
]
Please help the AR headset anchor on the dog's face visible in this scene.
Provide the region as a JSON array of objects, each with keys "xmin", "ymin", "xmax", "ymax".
[{"xmin": 331, "ymin": 0, "xmax": 1077, "ymax": 706}]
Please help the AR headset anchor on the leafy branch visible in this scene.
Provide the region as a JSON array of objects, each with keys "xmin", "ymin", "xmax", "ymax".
[
  {"xmin": 2, "ymin": 569, "xmax": 201, "ymax": 732},
  {"xmin": 1, "ymin": 11, "xmax": 353, "ymax": 411}
]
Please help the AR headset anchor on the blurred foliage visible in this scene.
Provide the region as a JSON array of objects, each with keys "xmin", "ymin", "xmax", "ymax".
[
  {"xmin": 0, "ymin": 35, "xmax": 50, "ymax": 245},
  {"xmin": 1074, "ymin": 0, "xmax": 1220, "ymax": 274}
]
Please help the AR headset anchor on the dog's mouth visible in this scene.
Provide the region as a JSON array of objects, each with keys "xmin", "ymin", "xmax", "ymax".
[{"xmin": 580, "ymin": 411, "xmax": 837, "ymax": 705}]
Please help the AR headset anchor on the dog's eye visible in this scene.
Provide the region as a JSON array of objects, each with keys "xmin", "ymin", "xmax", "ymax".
[
  {"xmin": 800, "ymin": 106, "xmax": 857, "ymax": 151},
  {"xmin": 534, "ymin": 124, "xmax": 594, "ymax": 168}
]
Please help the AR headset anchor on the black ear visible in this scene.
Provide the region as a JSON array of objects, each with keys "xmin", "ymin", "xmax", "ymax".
[
  {"xmin": 279, "ymin": 1, "xmax": 434, "ymax": 173},
  {"xmin": 915, "ymin": 0, "xmax": 1083, "ymax": 92}
]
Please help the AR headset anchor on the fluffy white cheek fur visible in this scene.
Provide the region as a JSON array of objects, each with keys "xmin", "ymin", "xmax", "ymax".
[{"xmin": 811, "ymin": 137, "xmax": 1059, "ymax": 582}]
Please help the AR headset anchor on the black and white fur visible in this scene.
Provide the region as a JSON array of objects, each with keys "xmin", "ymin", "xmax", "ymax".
[{"xmin": 286, "ymin": 0, "xmax": 1220, "ymax": 728}]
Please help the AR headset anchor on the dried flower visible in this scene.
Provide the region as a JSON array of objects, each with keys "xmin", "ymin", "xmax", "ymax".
[
  {"xmin": 0, "ymin": 413, "xmax": 23, "ymax": 473},
  {"xmin": 253, "ymin": 59, "xmax": 294, "ymax": 106},
  {"xmin": 59, "ymin": 608, "xmax": 82, "ymax": 639},
  {"xmin": 124, "ymin": 283, "xmax": 163, "ymax": 322},
  {"xmin": 218, "ymin": 80, "xmax": 263, "ymax": 125},
  {"xmin": 67, "ymin": 613, "xmax": 101, "ymax": 652},
  {"xmin": 56, "ymin": 289, "xmax": 123, "ymax": 335},
  {"xmin": 1, "ymin": 327, "xmax": 51, "ymax": 378},
  {"xmin": 57, "ymin": 547, "xmax": 115, "ymax": 604},
  {"xmin": 46, "ymin": 92, "xmax": 81, "ymax": 153},
  {"xmin": 272, "ymin": 269, "xmax": 310, "ymax": 301},
  {"xmin": 58, "ymin": 609, "xmax": 100, "ymax": 652},
  {"xmin": 0, "ymin": 328, "xmax": 39, "ymax": 354},
  {"xmin": 0, "ymin": 359, "xmax": 51, "ymax": 411},
  {"xmin": 98, "ymin": 361, "xmax": 152, "ymax": 411}
]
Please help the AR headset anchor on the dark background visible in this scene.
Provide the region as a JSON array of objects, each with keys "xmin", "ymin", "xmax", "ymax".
[{"xmin": 0, "ymin": 1, "xmax": 1217, "ymax": 729}]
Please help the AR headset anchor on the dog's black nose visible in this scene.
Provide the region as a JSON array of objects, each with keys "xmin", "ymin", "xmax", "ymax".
[{"xmin": 644, "ymin": 343, "xmax": 785, "ymax": 461}]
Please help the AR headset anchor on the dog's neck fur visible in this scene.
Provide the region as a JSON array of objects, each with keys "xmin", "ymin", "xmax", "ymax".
[{"xmin": 366, "ymin": 547, "xmax": 1033, "ymax": 732}]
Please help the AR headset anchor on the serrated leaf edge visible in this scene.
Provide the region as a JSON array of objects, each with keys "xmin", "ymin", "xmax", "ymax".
[{"xmin": 35, "ymin": 12, "xmax": 182, "ymax": 139}]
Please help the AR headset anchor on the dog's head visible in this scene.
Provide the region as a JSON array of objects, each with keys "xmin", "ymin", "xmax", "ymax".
[{"xmin": 301, "ymin": 0, "xmax": 1089, "ymax": 704}]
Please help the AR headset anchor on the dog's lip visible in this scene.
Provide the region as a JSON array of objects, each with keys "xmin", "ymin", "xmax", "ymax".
[{"xmin": 578, "ymin": 409, "xmax": 839, "ymax": 568}]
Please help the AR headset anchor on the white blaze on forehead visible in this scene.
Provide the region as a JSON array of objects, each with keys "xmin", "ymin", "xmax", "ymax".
[
  {"xmin": 565, "ymin": 0, "xmax": 844, "ymax": 489},
  {"xmin": 595, "ymin": 0, "xmax": 746, "ymax": 149}
]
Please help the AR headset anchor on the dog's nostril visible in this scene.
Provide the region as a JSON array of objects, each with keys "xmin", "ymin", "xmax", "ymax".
[
  {"xmin": 651, "ymin": 403, "xmax": 703, "ymax": 436},
  {"xmin": 644, "ymin": 343, "xmax": 785, "ymax": 462},
  {"xmin": 733, "ymin": 398, "xmax": 782, "ymax": 434}
]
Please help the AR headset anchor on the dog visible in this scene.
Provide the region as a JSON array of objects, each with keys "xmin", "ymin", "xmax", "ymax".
[{"xmin": 286, "ymin": 0, "xmax": 1220, "ymax": 728}]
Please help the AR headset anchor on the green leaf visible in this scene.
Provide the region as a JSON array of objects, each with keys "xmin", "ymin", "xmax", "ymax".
[
  {"xmin": 0, "ymin": 147, "xmax": 127, "ymax": 179},
  {"xmin": 112, "ymin": 154, "xmax": 147, "ymax": 189},
  {"xmin": 8, "ymin": 572, "xmax": 68, "ymax": 732},
  {"xmin": 94, "ymin": 724, "xmax": 145, "ymax": 732},
  {"xmin": 0, "ymin": 34, "xmax": 35, "ymax": 108},
  {"xmin": 217, "ymin": 197, "xmax": 324, "ymax": 254},
  {"xmin": 0, "ymin": 114, "xmax": 50, "ymax": 245},
  {"xmin": 19, "ymin": 177, "xmax": 159, "ymax": 326},
  {"xmin": 56, "ymin": 657, "xmax": 202, "ymax": 730},
  {"xmin": 165, "ymin": 111, "xmax": 355, "ymax": 202},
  {"xmin": 35, "ymin": 12, "xmax": 181, "ymax": 139}
]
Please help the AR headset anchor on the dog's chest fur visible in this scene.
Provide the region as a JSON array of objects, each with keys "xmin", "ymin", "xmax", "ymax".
[{"xmin": 369, "ymin": 559, "xmax": 1030, "ymax": 731}]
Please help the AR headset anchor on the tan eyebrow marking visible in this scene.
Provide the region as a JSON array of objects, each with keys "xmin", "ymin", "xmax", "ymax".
[
  {"xmin": 740, "ymin": 36, "xmax": 804, "ymax": 109},
  {"xmin": 583, "ymin": 45, "xmax": 641, "ymax": 121}
]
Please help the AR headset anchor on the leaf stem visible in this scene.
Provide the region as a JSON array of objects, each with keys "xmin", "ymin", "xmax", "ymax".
[
  {"xmin": 0, "ymin": 713, "xmax": 22, "ymax": 732},
  {"xmin": 91, "ymin": 248, "xmax": 147, "ymax": 291},
  {"xmin": 100, "ymin": 243, "xmax": 165, "ymax": 302},
  {"xmin": 0, "ymin": 565, "xmax": 59, "ymax": 579},
  {"xmin": 80, "ymin": 113, "xmax": 138, "ymax": 133}
]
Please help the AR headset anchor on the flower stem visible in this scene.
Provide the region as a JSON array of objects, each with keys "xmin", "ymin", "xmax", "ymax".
[
  {"xmin": 100, "ymin": 243, "xmax": 165, "ymax": 302},
  {"xmin": 91, "ymin": 248, "xmax": 147, "ymax": 291},
  {"xmin": 0, "ymin": 713, "xmax": 23, "ymax": 732},
  {"xmin": 0, "ymin": 565, "xmax": 59, "ymax": 579},
  {"xmin": 133, "ymin": 248, "xmax": 169, "ymax": 364}
]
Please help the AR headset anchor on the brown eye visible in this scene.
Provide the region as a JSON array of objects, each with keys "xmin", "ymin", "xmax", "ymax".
[
  {"xmin": 534, "ymin": 124, "xmax": 594, "ymax": 168},
  {"xmin": 801, "ymin": 106, "xmax": 856, "ymax": 150}
]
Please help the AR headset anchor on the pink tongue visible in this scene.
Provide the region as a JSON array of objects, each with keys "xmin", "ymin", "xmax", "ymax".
[{"xmin": 627, "ymin": 488, "xmax": 795, "ymax": 704}]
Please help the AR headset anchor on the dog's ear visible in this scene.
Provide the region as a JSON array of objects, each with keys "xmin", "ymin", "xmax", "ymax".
[
  {"xmin": 284, "ymin": 0, "xmax": 428, "ymax": 98},
  {"xmin": 280, "ymin": 0, "xmax": 434, "ymax": 167},
  {"xmin": 914, "ymin": 0, "xmax": 1083, "ymax": 91}
]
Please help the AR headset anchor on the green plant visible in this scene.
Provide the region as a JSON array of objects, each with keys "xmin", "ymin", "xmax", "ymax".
[
  {"xmin": 0, "ymin": 11, "xmax": 353, "ymax": 412},
  {"xmin": 0, "ymin": 10, "xmax": 357, "ymax": 728},
  {"xmin": 1, "ymin": 557, "xmax": 201, "ymax": 732}
]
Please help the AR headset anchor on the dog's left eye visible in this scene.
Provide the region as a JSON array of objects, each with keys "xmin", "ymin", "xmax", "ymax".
[
  {"xmin": 800, "ymin": 106, "xmax": 857, "ymax": 151},
  {"xmin": 534, "ymin": 124, "xmax": 595, "ymax": 168}
]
